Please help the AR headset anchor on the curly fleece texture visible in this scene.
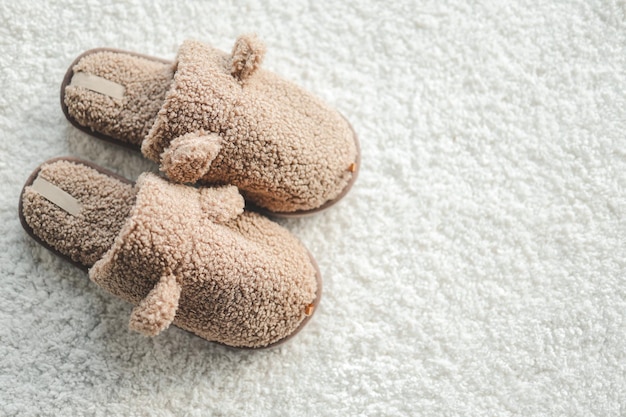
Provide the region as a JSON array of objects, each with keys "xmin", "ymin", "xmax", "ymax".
[
  {"xmin": 21, "ymin": 160, "xmax": 318, "ymax": 348},
  {"xmin": 63, "ymin": 36, "xmax": 358, "ymax": 213},
  {"xmin": 64, "ymin": 51, "xmax": 173, "ymax": 148}
]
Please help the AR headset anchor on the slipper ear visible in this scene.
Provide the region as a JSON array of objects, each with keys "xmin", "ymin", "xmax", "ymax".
[
  {"xmin": 200, "ymin": 185, "xmax": 245, "ymax": 223},
  {"xmin": 160, "ymin": 130, "xmax": 221, "ymax": 184},
  {"xmin": 230, "ymin": 34, "xmax": 266, "ymax": 81},
  {"xmin": 129, "ymin": 273, "xmax": 181, "ymax": 337}
]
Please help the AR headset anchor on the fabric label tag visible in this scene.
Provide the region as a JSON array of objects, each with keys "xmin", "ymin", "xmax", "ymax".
[
  {"xmin": 70, "ymin": 72, "xmax": 125, "ymax": 100},
  {"xmin": 31, "ymin": 177, "xmax": 82, "ymax": 216}
]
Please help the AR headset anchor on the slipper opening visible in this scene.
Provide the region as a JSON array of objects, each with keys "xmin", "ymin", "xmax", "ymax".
[
  {"xmin": 20, "ymin": 159, "xmax": 136, "ymax": 268},
  {"xmin": 62, "ymin": 49, "xmax": 174, "ymax": 148}
]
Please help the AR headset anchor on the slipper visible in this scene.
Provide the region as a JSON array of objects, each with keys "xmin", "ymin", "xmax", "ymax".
[
  {"xmin": 61, "ymin": 35, "xmax": 360, "ymax": 216},
  {"xmin": 19, "ymin": 157, "xmax": 321, "ymax": 348}
]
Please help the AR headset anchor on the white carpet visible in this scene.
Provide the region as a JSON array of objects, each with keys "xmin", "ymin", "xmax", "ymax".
[{"xmin": 1, "ymin": 1, "xmax": 625, "ymax": 415}]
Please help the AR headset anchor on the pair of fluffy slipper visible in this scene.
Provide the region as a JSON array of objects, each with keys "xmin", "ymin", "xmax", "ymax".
[{"xmin": 19, "ymin": 35, "xmax": 360, "ymax": 348}]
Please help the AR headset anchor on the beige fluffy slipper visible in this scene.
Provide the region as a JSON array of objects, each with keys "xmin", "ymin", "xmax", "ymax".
[
  {"xmin": 19, "ymin": 158, "xmax": 321, "ymax": 348},
  {"xmin": 61, "ymin": 35, "xmax": 360, "ymax": 216}
]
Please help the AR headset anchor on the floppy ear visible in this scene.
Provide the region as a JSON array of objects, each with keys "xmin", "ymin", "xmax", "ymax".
[
  {"xmin": 129, "ymin": 273, "xmax": 181, "ymax": 337},
  {"xmin": 199, "ymin": 185, "xmax": 245, "ymax": 223},
  {"xmin": 230, "ymin": 34, "xmax": 266, "ymax": 81},
  {"xmin": 160, "ymin": 130, "xmax": 221, "ymax": 184}
]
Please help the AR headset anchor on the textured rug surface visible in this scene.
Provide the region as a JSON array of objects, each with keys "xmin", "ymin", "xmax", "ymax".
[{"xmin": 1, "ymin": 1, "xmax": 624, "ymax": 415}]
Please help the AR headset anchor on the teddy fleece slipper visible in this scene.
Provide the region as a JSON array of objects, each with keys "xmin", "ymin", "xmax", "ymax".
[
  {"xmin": 61, "ymin": 35, "xmax": 360, "ymax": 217},
  {"xmin": 19, "ymin": 157, "xmax": 321, "ymax": 348}
]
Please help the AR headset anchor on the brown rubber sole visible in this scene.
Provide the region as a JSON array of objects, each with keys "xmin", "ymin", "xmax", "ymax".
[
  {"xmin": 61, "ymin": 47, "xmax": 361, "ymax": 218},
  {"xmin": 19, "ymin": 157, "xmax": 322, "ymax": 349}
]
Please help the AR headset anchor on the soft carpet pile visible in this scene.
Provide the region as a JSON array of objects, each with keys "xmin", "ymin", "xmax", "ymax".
[{"xmin": 0, "ymin": 1, "xmax": 624, "ymax": 415}]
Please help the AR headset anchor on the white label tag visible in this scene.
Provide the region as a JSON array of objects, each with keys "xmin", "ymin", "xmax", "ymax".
[
  {"xmin": 70, "ymin": 72, "xmax": 125, "ymax": 100},
  {"xmin": 31, "ymin": 177, "xmax": 82, "ymax": 216}
]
